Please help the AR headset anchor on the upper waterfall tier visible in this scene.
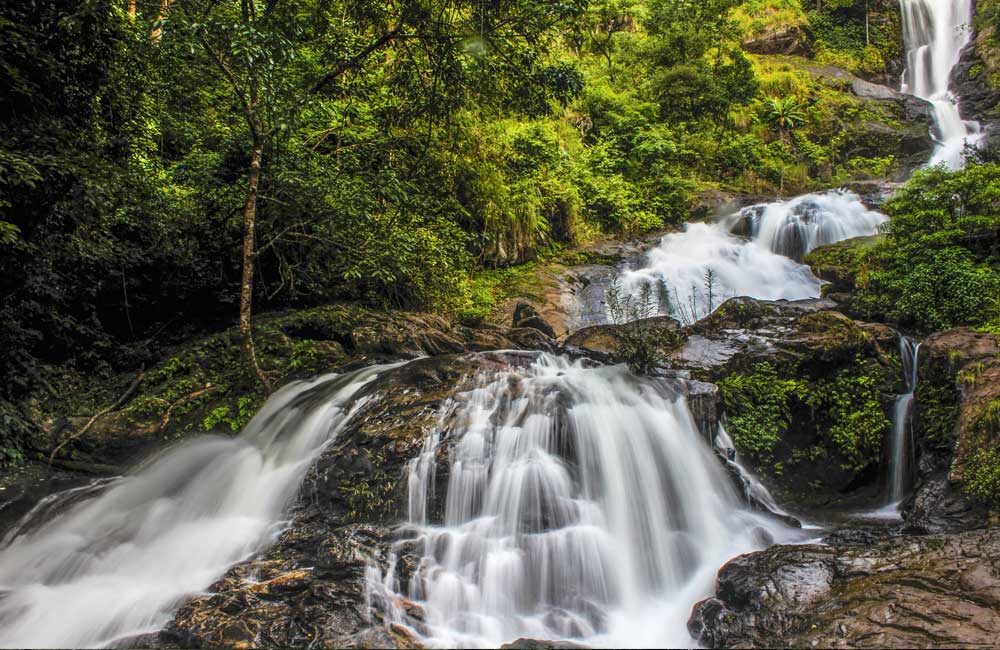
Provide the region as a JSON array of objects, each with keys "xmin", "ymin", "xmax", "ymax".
[{"xmin": 899, "ymin": 0, "xmax": 983, "ymax": 168}]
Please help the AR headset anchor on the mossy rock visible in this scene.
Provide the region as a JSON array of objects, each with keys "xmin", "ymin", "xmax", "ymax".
[{"xmin": 805, "ymin": 235, "xmax": 881, "ymax": 297}]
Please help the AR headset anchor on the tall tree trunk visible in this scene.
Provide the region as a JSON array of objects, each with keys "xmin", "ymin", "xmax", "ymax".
[
  {"xmin": 240, "ymin": 140, "xmax": 270, "ymax": 391},
  {"xmin": 128, "ymin": 0, "xmax": 136, "ymax": 20}
]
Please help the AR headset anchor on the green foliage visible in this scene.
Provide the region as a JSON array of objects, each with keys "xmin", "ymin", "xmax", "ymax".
[
  {"xmin": 762, "ymin": 96, "xmax": 806, "ymax": 134},
  {"xmin": 806, "ymin": 363, "xmax": 890, "ymax": 471},
  {"xmin": 0, "ymin": 0, "xmax": 945, "ymax": 454},
  {"xmin": 719, "ymin": 362, "xmax": 807, "ymax": 466},
  {"xmin": 964, "ymin": 400, "xmax": 1000, "ymax": 505},
  {"xmin": 855, "ymin": 164, "xmax": 1000, "ymax": 332},
  {"xmin": 0, "ymin": 400, "xmax": 31, "ymax": 465},
  {"xmin": 202, "ymin": 395, "xmax": 259, "ymax": 432}
]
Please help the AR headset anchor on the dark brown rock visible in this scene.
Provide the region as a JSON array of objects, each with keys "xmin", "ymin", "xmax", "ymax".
[
  {"xmin": 690, "ymin": 528, "xmax": 1000, "ymax": 648},
  {"xmin": 512, "ymin": 301, "xmax": 557, "ymax": 339}
]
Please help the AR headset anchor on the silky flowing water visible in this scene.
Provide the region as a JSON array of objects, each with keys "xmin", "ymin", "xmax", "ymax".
[
  {"xmin": 0, "ymin": 366, "xmax": 392, "ymax": 648},
  {"xmin": 888, "ymin": 336, "xmax": 921, "ymax": 504},
  {"xmin": 0, "ymin": 4, "xmax": 984, "ymax": 648},
  {"xmin": 599, "ymin": 190, "xmax": 887, "ymax": 325},
  {"xmin": 372, "ymin": 353, "xmax": 797, "ymax": 648},
  {"xmin": 900, "ymin": 0, "xmax": 982, "ymax": 168}
]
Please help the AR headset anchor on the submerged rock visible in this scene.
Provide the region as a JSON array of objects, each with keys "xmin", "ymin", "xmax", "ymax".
[{"xmin": 690, "ymin": 528, "xmax": 1000, "ymax": 648}]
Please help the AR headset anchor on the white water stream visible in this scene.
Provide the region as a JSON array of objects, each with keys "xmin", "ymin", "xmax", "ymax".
[
  {"xmin": 613, "ymin": 190, "xmax": 886, "ymax": 324},
  {"xmin": 373, "ymin": 353, "xmax": 797, "ymax": 648},
  {"xmin": 0, "ymin": 366, "xmax": 391, "ymax": 648},
  {"xmin": 888, "ymin": 336, "xmax": 921, "ymax": 504},
  {"xmin": 900, "ymin": 0, "xmax": 982, "ymax": 168}
]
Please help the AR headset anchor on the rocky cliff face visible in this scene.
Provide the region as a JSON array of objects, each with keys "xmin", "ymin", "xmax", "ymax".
[
  {"xmin": 905, "ymin": 328, "xmax": 1000, "ymax": 533},
  {"xmin": 952, "ymin": 2, "xmax": 1000, "ymax": 143}
]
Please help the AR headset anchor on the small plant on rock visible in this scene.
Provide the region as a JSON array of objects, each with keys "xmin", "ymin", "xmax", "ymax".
[{"xmin": 605, "ymin": 278, "xmax": 668, "ymax": 374}]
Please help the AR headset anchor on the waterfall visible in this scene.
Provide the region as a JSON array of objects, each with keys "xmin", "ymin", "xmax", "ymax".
[
  {"xmin": 611, "ymin": 190, "xmax": 885, "ymax": 325},
  {"xmin": 888, "ymin": 336, "xmax": 921, "ymax": 504},
  {"xmin": 899, "ymin": 0, "xmax": 983, "ymax": 168},
  {"xmin": 0, "ymin": 365, "xmax": 393, "ymax": 649},
  {"xmin": 377, "ymin": 352, "xmax": 797, "ymax": 648},
  {"xmin": 743, "ymin": 191, "xmax": 888, "ymax": 262}
]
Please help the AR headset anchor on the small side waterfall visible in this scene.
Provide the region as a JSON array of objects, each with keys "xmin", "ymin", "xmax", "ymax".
[
  {"xmin": 888, "ymin": 336, "xmax": 921, "ymax": 504},
  {"xmin": 377, "ymin": 353, "xmax": 796, "ymax": 648},
  {"xmin": 899, "ymin": 0, "xmax": 982, "ymax": 168},
  {"xmin": 0, "ymin": 365, "xmax": 393, "ymax": 649}
]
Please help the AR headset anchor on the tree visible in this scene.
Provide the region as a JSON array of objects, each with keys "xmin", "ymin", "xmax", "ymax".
[
  {"xmin": 762, "ymin": 96, "xmax": 806, "ymax": 195},
  {"xmin": 163, "ymin": 0, "xmax": 585, "ymax": 389}
]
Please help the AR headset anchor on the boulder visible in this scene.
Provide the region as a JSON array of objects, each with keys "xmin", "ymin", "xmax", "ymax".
[
  {"xmin": 690, "ymin": 528, "xmax": 1000, "ymax": 648},
  {"xmin": 512, "ymin": 301, "xmax": 557, "ymax": 339},
  {"xmin": 952, "ymin": 40, "xmax": 1000, "ymax": 127},
  {"xmin": 742, "ymin": 25, "xmax": 812, "ymax": 57},
  {"xmin": 671, "ymin": 297, "xmax": 902, "ymax": 504},
  {"xmin": 562, "ymin": 316, "xmax": 680, "ymax": 356},
  {"xmin": 906, "ymin": 329, "xmax": 1000, "ymax": 533}
]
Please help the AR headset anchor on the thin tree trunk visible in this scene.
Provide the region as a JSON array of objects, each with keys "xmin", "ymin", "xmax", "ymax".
[
  {"xmin": 151, "ymin": 0, "xmax": 173, "ymax": 41},
  {"xmin": 128, "ymin": 0, "xmax": 136, "ymax": 20},
  {"xmin": 240, "ymin": 140, "xmax": 270, "ymax": 391}
]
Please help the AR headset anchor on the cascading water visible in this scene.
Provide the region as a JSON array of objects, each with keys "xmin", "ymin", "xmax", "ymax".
[
  {"xmin": 899, "ymin": 0, "xmax": 982, "ymax": 168},
  {"xmin": 888, "ymin": 336, "xmax": 921, "ymax": 504},
  {"xmin": 0, "ymin": 365, "xmax": 393, "ymax": 649},
  {"xmin": 611, "ymin": 190, "xmax": 886, "ymax": 324},
  {"xmin": 374, "ymin": 352, "xmax": 799, "ymax": 648}
]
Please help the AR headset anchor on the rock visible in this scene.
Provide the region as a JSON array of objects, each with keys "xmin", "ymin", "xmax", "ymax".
[
  {"xmin": 690, "ymin": 528, "xmax": 1000, "ymax": 648},
  {"xmin": 802, "ymin": 64, "xmax": 935, "ymax": 176},
  {"xmin": 671, "ymin": 297, "xmax": 901, "ymax": 503},
  {"xmin": 952, "ymin": 39, "xmax": 1000, "ymax": 128},
  {"xmin": 512, "ymin": 301, "xmax": 557, "ymax": 339},
  {"xmin": 562, "ymin": 316, "xmax": 680, "ymax": 356},
  {"xmin": 742, "ymin": 25, "xmax": 812, "ymax": 57},
  {"xmin": 164, "ymin": 351, "xmax": 592, "ymax": 648},
  {"xmin": 500, "ymin": 639, "xmax": 589, "ymax": 650},
  {"xmin": 906, "ymin": 329, "xmax": 1000, "ymax": 533},
  {"xmin": 803, "ymin": 235, "xmax": 882, "ymax": 316}
]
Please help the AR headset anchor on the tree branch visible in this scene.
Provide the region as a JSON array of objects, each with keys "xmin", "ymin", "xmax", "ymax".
[{"xmin": 312, "ymin": 25, "xmax": 404, "ymax": 93}]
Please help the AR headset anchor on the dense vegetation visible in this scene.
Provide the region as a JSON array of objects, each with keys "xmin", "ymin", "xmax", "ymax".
[
  {"xmin": 837, "ymin": 162, "xmax": 1000, "ymax": 334},
  {"xmin": 0, "ymin": 0, "xmax": 932, "ymax": 465}
]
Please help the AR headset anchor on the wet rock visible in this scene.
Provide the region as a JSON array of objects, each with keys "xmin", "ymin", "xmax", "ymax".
[
  {"xmin": 672, "ymin": 297, "xmax": 901, "ymax": 503},
  {"xmin": 801, "ymin": 64, "xmax": 934, "ymax": 176},
  {"xmin": 500, "ymin": 639, "xmax": 589, "ymax": 650},
  {"xmin": 690, "ymin": 528, "xmax": 1000, "ymax": 648},
  {"xmin": 512, "ymin": 302, "xmax": 557, "ymax": 339},
  {"xmin": 805, "ymin": 235, "xmax": 881, "ymax": 300},
  {"xmin": 952, "ymin": 39, "xmax": 1000, "ymax": 130},
  {"xmin": 674, "ymin": 297, "xmax": 870, "ymax": 379},
  {"xmin": 163, "ymin": 354, "xmax": 511, "ymax": 648}
]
